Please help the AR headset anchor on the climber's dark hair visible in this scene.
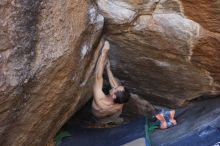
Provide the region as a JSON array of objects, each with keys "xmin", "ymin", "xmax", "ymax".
[{"xmin": 114, "ymin": 87, "xmax": 130, "ymax": 104}]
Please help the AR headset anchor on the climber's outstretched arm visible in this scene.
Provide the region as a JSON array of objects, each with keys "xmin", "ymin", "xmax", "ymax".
[
  {"xmin": 106, "ymin": 60, "xmax": 120, "ymax": 88},
  {"xmin": 93, "ymin": 41, "xmax": 110, "ymax": 98}
]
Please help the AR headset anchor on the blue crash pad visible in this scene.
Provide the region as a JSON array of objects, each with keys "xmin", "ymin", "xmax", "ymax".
[
  {"xmin": 162, "ymin": 126, "xmax": 220, "ymax": 146},
  {"xmin": 59, "ymin": 117, "xmax": 151, "ymax": 146}
]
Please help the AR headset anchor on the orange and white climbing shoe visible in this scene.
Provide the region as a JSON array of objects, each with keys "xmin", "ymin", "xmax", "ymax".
[{"xmin": 156, "ymin": 109, "xmax": 177, "ymax": 129}]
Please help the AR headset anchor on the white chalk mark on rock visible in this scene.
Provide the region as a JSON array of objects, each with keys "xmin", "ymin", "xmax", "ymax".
[{"xmin": 80, "ymin": 44, "xmax": 90, "ymax": 59}]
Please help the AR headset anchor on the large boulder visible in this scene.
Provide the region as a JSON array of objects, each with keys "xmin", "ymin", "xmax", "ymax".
[
  {"xmin": 0, "ymin": 0, "xmax": 103, "ymax": 146},
  {"xmin": 95, "ymin": 0, "xmax": 220, "ymax": 107}
]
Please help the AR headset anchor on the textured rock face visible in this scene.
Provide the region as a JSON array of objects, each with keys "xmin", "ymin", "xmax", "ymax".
[
  {"xmin": 0, "ymin": 0, "xmax": 103, "ymax": 146},
  {"xmin": 95, "ymin": 0, "xmax": 220, "ymax": 107},
  {"xmin": 181, "ymin": 0, "xmax": 220, "ymax": 33},
  {"xmin": 1, "ymin": 0, "xmax": 220, "ymax": 145}
]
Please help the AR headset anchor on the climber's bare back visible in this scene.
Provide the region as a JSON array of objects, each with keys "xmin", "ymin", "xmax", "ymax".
[{"xmin": 92, "ymin": 95, "xmax": 122, "ymax": 118}]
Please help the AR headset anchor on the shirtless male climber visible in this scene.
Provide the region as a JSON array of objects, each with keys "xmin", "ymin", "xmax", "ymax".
[
  {"xmin": 92, "ymin": 40, "xmax": 177, "ymax": 128},
  {"xmin": 92, "ymin": 40, "xmax": 130, "ymax": 124}
]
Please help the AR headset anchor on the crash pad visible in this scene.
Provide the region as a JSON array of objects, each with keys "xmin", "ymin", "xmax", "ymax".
[{"xmin": 59, "ymin": 117, "xmax": 151, "ymax": 146}]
